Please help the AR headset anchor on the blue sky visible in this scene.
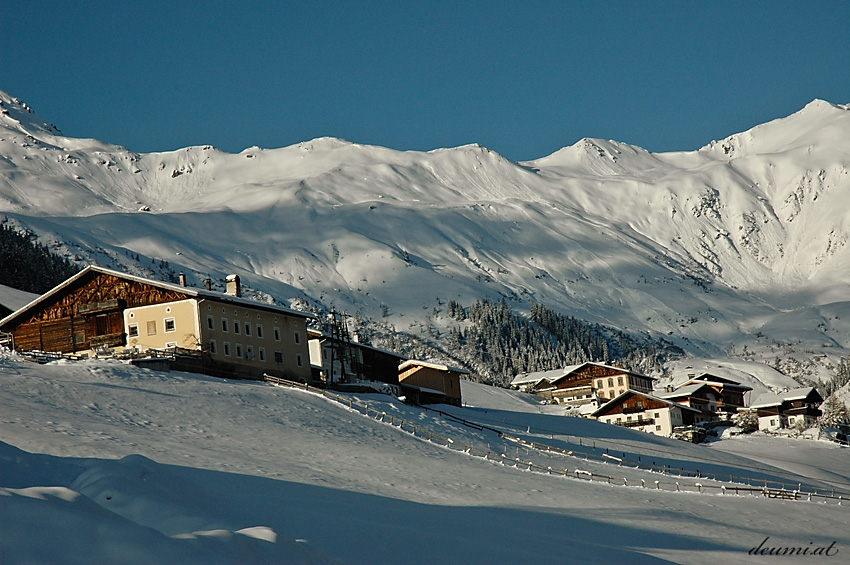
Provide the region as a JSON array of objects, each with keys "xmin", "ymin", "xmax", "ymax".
[{"xmin": 3, "ymin": 1, "xmax": 848, "ymax": 161}]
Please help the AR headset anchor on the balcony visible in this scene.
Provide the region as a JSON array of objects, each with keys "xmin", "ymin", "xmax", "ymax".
[{"xmin": 620, "ymin": 418, "xmax": 654, "ymax": 428}]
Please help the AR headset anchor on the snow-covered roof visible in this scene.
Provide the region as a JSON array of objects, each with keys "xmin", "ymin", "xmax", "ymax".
[
  {"xmin": 657, "ymin": 383, "xmax": 719, "ymax": 400},
  {"xmin": 511, "ymin": 365, "xmax": 581, "ymax": 386},
  {"xmin": 750, "ymin": 387, "xmax": 822, "ymax": 409},
  {"xmin": 0, "ymin": 265, "xmax": 313, "ymax": 329},
  {"xmin": 399, "ymin": 359, "xmax": 470, "ymax": 374},
  {"xmin": 0, "ymin": 284, "xmax": 39, "ymax": 312},
  {"xmin": 516, "ymin": 363, "xmax": 655, "ymax": 387},
  {"xmin": 686, "ymin": 373, "xmax": 752, "ymax": 391},
  {"xmin": 592, "ymin": 389, "xmax": 701, "ymax": 418}
]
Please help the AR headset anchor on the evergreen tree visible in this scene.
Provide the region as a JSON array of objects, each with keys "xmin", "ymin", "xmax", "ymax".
[
  {"xmin": 819, "ymin": 394, "xmax": 850, "ymax": 429},
  {"xmin": 0, "ymin": 219, "xmax": 79, "ymax": 293}
]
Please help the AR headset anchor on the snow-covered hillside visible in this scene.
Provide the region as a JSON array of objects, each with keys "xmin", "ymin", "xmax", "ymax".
[
  {"xmin": 2, "ymin": 355, "xmax": 850, "ymax": 563},
  {"xmin": 2, "ymin": 90, "xmax": 850, "ymax": 384}
]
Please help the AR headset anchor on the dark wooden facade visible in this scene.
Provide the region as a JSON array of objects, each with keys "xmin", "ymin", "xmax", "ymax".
[
  {"xmin": 551, "ymin": 363, "xmax": 631, "ymax": 390},
  {"xmin": 594, "ymin": 391, "xmax": 672, "ymax": 418},
  {"xmin": 2, "ymin": 270, "xmax": 191, "ymax": 354},
  {"xmin": 685, "ymin": 374, "xmax": 752, "ymax": 416}
]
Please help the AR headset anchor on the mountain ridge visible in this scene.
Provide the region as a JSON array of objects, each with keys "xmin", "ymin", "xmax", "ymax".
[{"xmin": 2, "ymin": 89, "xmax": 850, "ymax": 384}]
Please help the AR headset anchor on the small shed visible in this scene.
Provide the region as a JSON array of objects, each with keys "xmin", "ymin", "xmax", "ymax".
[{"xmin": 398, "ymin": 360, "xmax": 468, "ymax": 406}]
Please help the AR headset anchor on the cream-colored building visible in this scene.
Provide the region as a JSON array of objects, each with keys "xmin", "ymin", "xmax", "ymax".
[
  {"xmin": 124, "ymin": 274, "xmax": 313, "ymax": 381},
  {"xmin": 591, "ymin": 390, "xmax": 701, "ymax": 437}
]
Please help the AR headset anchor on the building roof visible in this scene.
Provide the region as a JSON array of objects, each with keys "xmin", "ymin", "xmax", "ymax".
[
  {"xmin": 511, "ymin": 365, "xmax": 581, "ymax": 386},
  {"xmin": 591, "ymin": 389, "xmax": 701, "ymax": 418},
  {"xmin": 399, "ymin": 359, "xmax": 470, "ymax": 375},
  {"xmin": 685, "ymin": 373, "xmax": 753, "ymax": 391},
  {"xmin": 750, "ymin": 387, "xmax": 822, "ymax": 409},
  {"xmin": 0, "ymin": 265, "xmax": 313, "ymax": 329},
  {"xmin": 513, "ymin": 362, "xmax": 655, "ymax": 388},
  {"xmin": 657, "ymin": 383, "xmax": 721, "ymax": 400},
  {"xmin": 307, "ymin": 328, "xmax": 407, "ymax": 359}
]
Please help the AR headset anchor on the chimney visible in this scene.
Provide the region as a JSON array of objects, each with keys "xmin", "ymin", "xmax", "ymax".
[
  {"xmin": 179, "ymin": 272, "xmax": 187, "ymax": 287},
  {"xmin": 225, "ymin": 274, "xmax": 241, "ymax": 297},
  {"xmin": 205, "ymin": 277, "xmax": 212, "ymax": 291}
]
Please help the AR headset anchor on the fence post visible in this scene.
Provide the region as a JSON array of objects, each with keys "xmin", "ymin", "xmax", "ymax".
[{"xmin": 655, "ymin": 481, "xmax": 660, "ymax": 490}]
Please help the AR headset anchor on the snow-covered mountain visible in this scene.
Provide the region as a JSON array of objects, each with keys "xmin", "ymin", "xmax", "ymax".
[{"xmin": 3, "ymin": 90, "xmax": 850, "ymax": 383}]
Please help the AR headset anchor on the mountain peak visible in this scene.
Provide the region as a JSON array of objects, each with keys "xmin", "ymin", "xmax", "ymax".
[
  {"xmin": 0, "ymin": 91, "xmax": 63, "ymax": 137},
  {"xmin": 699, "ymin": 98, "xmax": 850, "ymax": 158}
]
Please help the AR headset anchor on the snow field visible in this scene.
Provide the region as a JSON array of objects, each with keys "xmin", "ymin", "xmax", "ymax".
[{"xmin": 3, "ymin": 356, "xmax": 850, "ymax": 563}]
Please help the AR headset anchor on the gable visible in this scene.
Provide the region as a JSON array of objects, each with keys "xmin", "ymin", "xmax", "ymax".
[{"xmin": 2, "ymin": 270, "xmax": 194, "ymax": 329}]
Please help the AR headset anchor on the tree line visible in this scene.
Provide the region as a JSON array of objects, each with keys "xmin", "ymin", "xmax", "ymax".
[{"xmin": 0, "ymin": 219, "xmax": 79, "ymax": 293}]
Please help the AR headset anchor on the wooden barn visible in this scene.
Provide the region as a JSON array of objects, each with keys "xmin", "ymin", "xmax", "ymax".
[
  {"xmin": 398, "ymin": 360, "xmax": 467, "ymax": 406},
  {"xmin": 0, "ymin": 266, "xmax": 313, "ymax": 381}
]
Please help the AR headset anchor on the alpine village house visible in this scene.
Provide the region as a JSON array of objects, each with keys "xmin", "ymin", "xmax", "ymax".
[{"xmin": 0, "ymin": 266, "xmax": 313, "ymax": 382}]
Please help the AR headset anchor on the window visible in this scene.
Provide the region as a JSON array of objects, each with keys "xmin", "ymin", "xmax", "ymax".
[
  {"xmin": 209, "ymin": 340, "xmax": 217, "ymax": 354},
  {"xmin": 274, "ymin": 351, "xmax": 283, "ymax": 364},
  {"xmin": 236, "ymin": 344, "xmax": 243, "ymax": 358},
  {"xmin": 207, "ymin": 316, "xmax": 215, "ymax": 330},
  {"xmin": 128, "ymin": 323, "xmax": 139, "ymax": 337},
  {"xmin": 617, "ymin": 376, "xmax": 624, "ymax": 386},
  {"xmin": 294, "ymin": 331, "xmax": 301, "ymax": 344},
  {"xmin": 165, "ymin": 341, "xmax": 177, "ymax": 348},
  {"xmin": 246, "ymin": 345, "xmax": 254, "ymax": 360},
  {"xmin": 607, "ymin": 378, "xmax": 614, "ymax": 387},
  {"xmin": 234, "ymin": 321, "xmax": 240, "ymax": 335},
  {"xmin": 636, "ymin": 401, "xmax": 644, "ymax": 409},
  {"xmin": 147, "ymin": 321, "xmax": 157, "ymax": 336},
  {"xmin": 164, "ymin": 317, "xmax": 176, "ymax": 333},
  {"xmin": 256, "ymin": 325, "xmax": 264, "ymax": 339},
  {"xmin": 245, "ymin": 323, "xmax": 251, "ymax": 337},
  {"xmin": 274, "ymin": 327, "xmax": 281, "ymax": 341},
  {"xmin": 655, "ymin": 425, "xmax": 661, "ymax": 431},
  {"xmin": 223, "ymin": 342, "xmax": 231, "ymax": 356},
  {"xmin": 259, "ymin": 347, "xmax": 266, "ymax": 362},
  {"xmin": 222, "ymin": 318, "xmax": 229, "ymax": 332},
  {"xmin": 296, "ymin": 354, "xmax": 303, "ymax": 367}
]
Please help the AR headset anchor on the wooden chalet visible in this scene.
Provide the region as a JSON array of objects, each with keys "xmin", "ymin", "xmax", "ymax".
[
  {"xmin": 750, "ymin": 387, "xmax": 823, "ymax": 431},
  {"xmin": 0, "ymin": 266, "xmax": 313, "ymax": 381},
  {"xmin": 591, "ymin": 390, "xmax": 701, "ymax": 436},
  {"xmin": 398, "ymin": 360, "xmax": 467, "ymax": 406},
  {"xmin": 657, "ymin": 383, "xmax": 722, "ymax": 424},
  {"xmin": 518, "ymin": 362, "xmax": 655, "ymax": 407},
  {"xmin": 682, "ymin": 373, "xmax": 752, "ymax": 419},
  {"xmin": 308, "ymin": 328, "xmax": 406, "ymax": 392}
]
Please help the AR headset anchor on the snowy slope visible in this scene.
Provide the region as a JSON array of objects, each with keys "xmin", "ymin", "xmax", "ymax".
[
  {"xmin": 2, "ymin": 355, "xmax": 850, "ymax": 563},
  {"xmin": 2, "ymin": 90, "xmax": 850, "ymax": 384}
]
